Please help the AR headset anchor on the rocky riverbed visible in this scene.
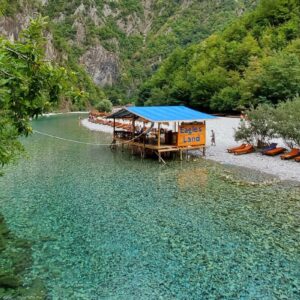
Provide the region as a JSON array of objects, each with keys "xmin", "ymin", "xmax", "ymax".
[{"xmin": 0, "ymin": 214, "xmax": 47, "ymax": 299}]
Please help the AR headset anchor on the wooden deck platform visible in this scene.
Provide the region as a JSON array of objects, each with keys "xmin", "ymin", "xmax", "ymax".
[
  {"xmin": 113, "ymin": 137, "xmax": 206, "ymax": 163},
  {"xmin": 105, "ymin": 105, "xmax": 214, "ymax": 164}
]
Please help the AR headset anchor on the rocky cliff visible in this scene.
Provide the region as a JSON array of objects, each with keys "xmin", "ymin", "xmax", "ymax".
[{"xmin": 0, "ymin": 0, "xmax": 257, "ymax": 101}]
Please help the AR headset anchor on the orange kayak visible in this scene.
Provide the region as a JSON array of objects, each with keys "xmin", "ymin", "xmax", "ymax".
[
  {"xmin": 280, "ymin": 148, "xmax": 300, "ymax": 160},
  {"xmin": 264, "ymin": 147, "xmax": 286, "ymax": 156},
  {"xmin": 295, "ymin": 156, "xmax": 300, "ymax": 162},
  {"xmin": 227, "ymin": 144, "xmax": 246, "ymax": 153},
  {"xmin": 233, "ymin": 144, "xmax": 254, "ymax": 155}
]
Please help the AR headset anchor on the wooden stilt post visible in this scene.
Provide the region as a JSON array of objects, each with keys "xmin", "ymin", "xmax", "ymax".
[
  {"xmin": 203, "ymin": 120, "xmax": 206, "ymax": 157},
  {"xmin": 157, "ymin": 123, "xmax": 161, "ymax": 148},
  {"xmin": 155, "ymin": 151, "xmax": 166, "ymax": 165},
  {"xmin": 143, "ymin": 121, "xmax": 146, "ymax": 149},
  {"xmin": 110, "ymin": 117, "xmax": 117, "ymax": 151},
  {"xmin": 132, "ymin": 117, "xmax": 135, "ymax": 140},
  {"xmin": 113, "ymin": 117, "xmax": 116, "ymax": 137},
  {"xmin": 157, "ymin": 123, "xmax": 161, "ymax": 162}
]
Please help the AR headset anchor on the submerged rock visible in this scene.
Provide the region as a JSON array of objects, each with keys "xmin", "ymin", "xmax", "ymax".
[
  {"xmin": 19, "ymin": 278, "xmax": 47, "ymax": 300},
  {"xmin": 0, "ymin": 213, "xmax": 48, "ymax": 299},
  {"xmin": 0, "ymin": 236, "xmax": 5, "ymax": 251},
  {"xmin": 0, "ymin": 273, "xmax": 21, "ymax": 288},
  {"xmin": 15, "ymin": 239, "xmax": 32, "ymax": 249}
]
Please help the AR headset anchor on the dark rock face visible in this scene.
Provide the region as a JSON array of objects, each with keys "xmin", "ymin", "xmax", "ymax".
[
  {"xmin": 0, "ymin": 10, "xmax": 58, "ymax": 62},
  {"xmin": 0, "ymin": 13, "xmax": 31, "ymax": 41},
  {"xmin": 80, "ymin": 44, "xmax": 119, "ymax": 87}
]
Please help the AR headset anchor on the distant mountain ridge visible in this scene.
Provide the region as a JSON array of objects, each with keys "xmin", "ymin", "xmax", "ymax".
[{"xmin": 0, "ymin": 0, "xmax": 257, "ymax": 107}]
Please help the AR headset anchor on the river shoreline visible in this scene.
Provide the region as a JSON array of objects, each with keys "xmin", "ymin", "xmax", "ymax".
[
  {"xmin": 42, "ymin": 111, "xmax": 88, "ymax": 117},
  {"xmin": 81, "ymin": 117, "xmax": 300, "ymax": 182}
]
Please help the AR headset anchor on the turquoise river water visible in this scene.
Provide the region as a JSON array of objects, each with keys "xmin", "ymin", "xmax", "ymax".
[{"xmin": 0, "ymin": 114, "xmax": 299, "ymax": 299}]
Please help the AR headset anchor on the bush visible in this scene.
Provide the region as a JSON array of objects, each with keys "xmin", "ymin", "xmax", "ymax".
[
  {"xmin": 274, "ymin": 97, "xmax": 300, "ymax": 148},
  {"xmin": 234, "ymin": 97, "xmax": 300, "ymax": 148},
  {"xmin": 96, "ymin": 99, "xmax": 113, "ymax": 113},
  {"xmin": 234, "ymin": 104, "xmax": 277, "ymax": 147}
]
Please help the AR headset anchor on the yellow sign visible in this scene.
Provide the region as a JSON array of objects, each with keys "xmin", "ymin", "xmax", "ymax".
[{"xmin": 177, "ymin": 123, "xmax": 206, "ymax": 147}]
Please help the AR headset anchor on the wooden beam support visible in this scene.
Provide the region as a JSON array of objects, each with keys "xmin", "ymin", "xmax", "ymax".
[
  {"xmin": 155, "ymin": 151, "xmax": 166, "ymax": 165},
  {"xmin": 113, "ymin": 118, "xmax": 116, "ymax": 137},
  {"xmin": 132, "ymin": 117, "xmax": 135, "ymax": 140},
  {"xmin": 157, "ymin": 123, "xmax": 161, "ymax": 148}
]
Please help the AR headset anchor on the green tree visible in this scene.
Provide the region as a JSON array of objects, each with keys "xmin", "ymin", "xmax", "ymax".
[
  {"xmin": 274, "ymin": 97, "xmax": 300, "ymax": 147},
  {"xmin": 234, "ymin": 104, "xmax": 277, "ymax": 147},
  {"xmin": 211, "ymin": 87, "xmax": 241, "ymax": 113},
  {"xmin": 241, "ymin": 53, "xmax": 300, "ymax": 107},
  {"xmin": 0, "ymin": 17, "xmax": 67, "ymax": 169},
  {"xmin": 234, "ymin": 97, "xmax": 300, "ymax": 148},
  {"xmin": 97, "ymin": 99, "xmax": 113, "ymax": 113}
]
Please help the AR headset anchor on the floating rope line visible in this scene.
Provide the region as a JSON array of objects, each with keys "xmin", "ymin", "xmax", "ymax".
[
  {"xmin": 33, "ymin": 130, "xmax": 113, "ymax": 146},
  {"xmin": 33, "ymin": 122, "xmax": 155, "ymax": 147}
]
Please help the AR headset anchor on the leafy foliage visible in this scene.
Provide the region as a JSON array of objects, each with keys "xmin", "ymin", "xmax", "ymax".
[
  {"xmin": 235, "ymin": 97, "xmax": 300, "ymax": 148},
  {"xmin": 0, "ymin": 0, "xmax": 38, "ymax": 17},
  {"xmin": 274, "ymin": 98, "xmax": 300, "ymax": 147},
  {"xmin": 96, "ymin": 99, "xmax": 113, "ymax": 113},
  {"xmin": 234, "ymin": 104, "xmax": 277, "ymax": 146},
  {"xmin": 0, "ymin": 17, "xmax": 71, "ymax": 168},
  {"xmin": 139, "ymin": 0, "xmax": 300, "ymax": 112},
  {"xmin": 0, "ymin": 0, "xmax": 21, "ymax": 16}
]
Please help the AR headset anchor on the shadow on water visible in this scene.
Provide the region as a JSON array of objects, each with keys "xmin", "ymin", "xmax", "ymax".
[{"xmin": 0, "ymin": 114, "xmax": 299, "ymax": 299}]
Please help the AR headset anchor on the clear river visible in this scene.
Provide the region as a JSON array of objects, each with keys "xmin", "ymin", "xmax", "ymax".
[{"xmin": 0, "ymin": 114, "xmax": 299, "ymax": 299}]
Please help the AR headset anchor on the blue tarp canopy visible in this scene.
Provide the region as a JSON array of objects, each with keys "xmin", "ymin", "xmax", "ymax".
[{"xmin": 108, "ymin": 106, "xmax": 216, "ymax": 122}]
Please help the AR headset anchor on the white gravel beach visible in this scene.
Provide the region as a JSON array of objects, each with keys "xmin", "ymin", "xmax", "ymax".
[
  {"xmin": 205, "ymin": 118, "xmax": 300, "ymax": 182},
  {"xmin": 81, "ymin": 118, "xmax": 113, "ymax": 133},
  {"xmin": 82, "ymin": 117, "xmax": 300, "ymax": 182}
]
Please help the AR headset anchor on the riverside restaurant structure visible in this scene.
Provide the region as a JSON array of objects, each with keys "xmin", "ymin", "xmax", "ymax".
[{"xmin": 107, "ymin": 106, "xmax": 215, "ymax": 163}]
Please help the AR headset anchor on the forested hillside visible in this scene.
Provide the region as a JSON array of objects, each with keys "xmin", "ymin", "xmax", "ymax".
[
  {"xmin": 139, "ymin": 0, "xmax": 300, "ymax": 112},
  {"xmin": 0, "ymin": 0, "xmax": 256, "ymax": 109},
  {"xmin": 4, "ymin": 1, "xmax": 299, "ymax": 113},
  {"xmin": 43, "ymin": 0, "xmax": 256, "ymax": 103}
]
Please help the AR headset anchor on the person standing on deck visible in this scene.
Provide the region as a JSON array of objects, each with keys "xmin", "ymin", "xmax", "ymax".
[{"xmin": 211, "ymin": 130, "xmax": 216, "ymax": 146}]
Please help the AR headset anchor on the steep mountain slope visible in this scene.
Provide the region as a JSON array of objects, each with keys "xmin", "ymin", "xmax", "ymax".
[
  {"xmin": 0, "ymin": 0, "xmax": 256, "ymax": 106},
  {"xmin": 139, "ymin": 0, "xmax": 300, "ymax": 112},
  {"xmin": 44, "ymin": 0, "xmax": 256, "ymax": 102}
]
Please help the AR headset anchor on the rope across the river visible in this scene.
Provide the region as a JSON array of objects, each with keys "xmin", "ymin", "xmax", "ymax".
[
  {"xmin": 33, "ymin": 130, "xmax": 113, "ymax": 146},
  {"xmin": 33, "ymin": 122, "xmax": 155, "ymax": 147}
]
